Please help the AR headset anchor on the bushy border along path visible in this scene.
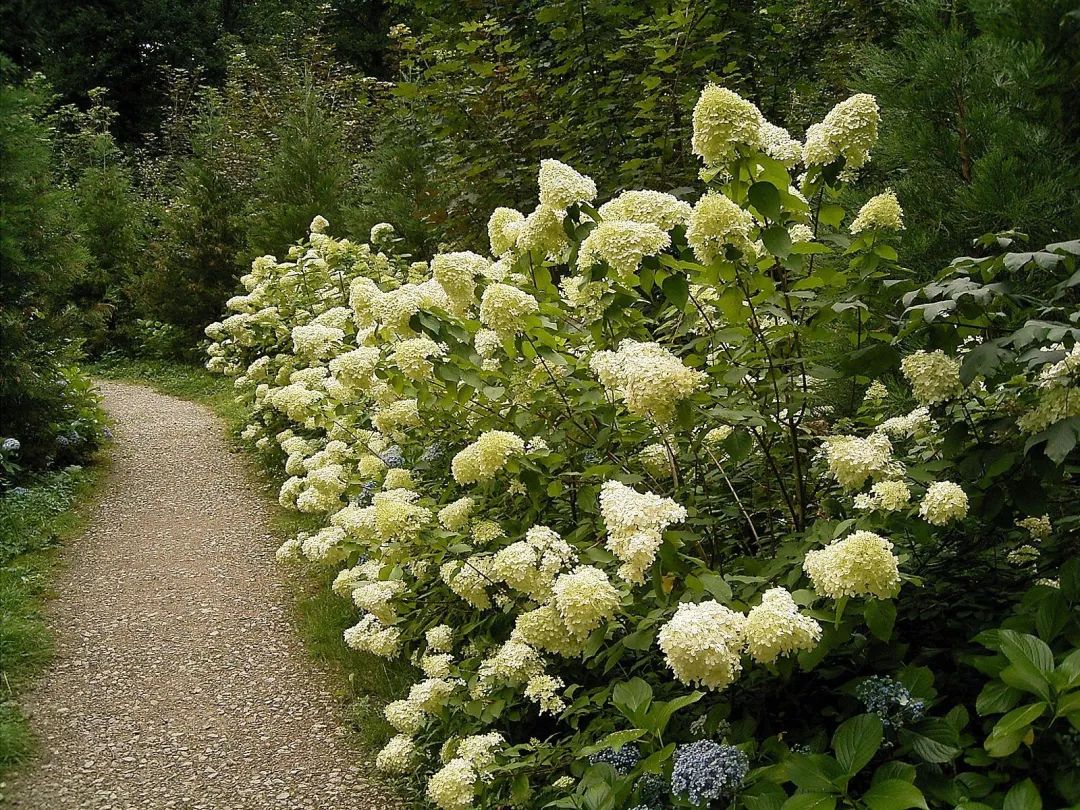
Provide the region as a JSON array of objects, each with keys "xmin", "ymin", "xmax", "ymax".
[{"xmin": 6, "ymin": 381, "xmax": 387, "ymax": 809}]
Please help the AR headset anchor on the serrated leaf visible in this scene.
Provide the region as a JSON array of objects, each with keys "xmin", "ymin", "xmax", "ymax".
[
  {"xmin": 1003, "ymin": 779, "xmax": 1041, "ymax": 810},
  {"xmin": 749, "ymin": 181, "xmax": 782, "ymax": 220},
  {"xmin": 833, "ymin": 714, "xmax": 882, "ymax": 775},
  {"xmin": 861, "ymin": 779, "xmax": 928, "ymax": 810},
  {"xmin": 975, "ymin": 680, "xmax": 1021, "ymax": 716},
  {"xmin": 782, "ymin": 792, "xmax": 838, "ymax": 810},
  {"xmin": 864, "ymin": 600, "xmax": 896, "ymax": 642}
]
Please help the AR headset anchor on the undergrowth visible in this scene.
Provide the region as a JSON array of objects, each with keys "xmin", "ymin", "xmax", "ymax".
[{"xmin": 0, "ymin": 462, "xmax": 106, "ymax": 778}]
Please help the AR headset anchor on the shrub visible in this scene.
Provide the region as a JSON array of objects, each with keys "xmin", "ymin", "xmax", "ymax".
[{"xmin": 206, "ymin": 83, "xmax": 1078, "ymax": 808}]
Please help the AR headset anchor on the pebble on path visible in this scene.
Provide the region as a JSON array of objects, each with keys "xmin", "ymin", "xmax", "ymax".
[{"xmin": 5, "ymin": 381, "xmax": 393, "ymax": 809}]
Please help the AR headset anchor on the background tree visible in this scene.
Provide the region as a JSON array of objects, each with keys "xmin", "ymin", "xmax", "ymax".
[
  {"xmin": 0, "ymin": 65, "xmax": 89, "ymax": 467},
  {"xmin": 857, "ymin": 0, "xmax": 1080, "ymax": 271}
]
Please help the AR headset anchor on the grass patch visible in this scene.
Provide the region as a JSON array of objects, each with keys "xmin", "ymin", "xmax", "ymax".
[
  {"xmin": 90, "ymin": 357, "xmax": 413, "ymax": 755},
  {"xmin": 0, "ymin": 462, "xmax": 107, "ymax": 777}
]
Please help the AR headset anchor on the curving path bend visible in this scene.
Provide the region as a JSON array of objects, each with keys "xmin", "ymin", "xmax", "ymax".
[{"xmin": 7, "ymin": 381, "xmax": 386, "ymax": 810}]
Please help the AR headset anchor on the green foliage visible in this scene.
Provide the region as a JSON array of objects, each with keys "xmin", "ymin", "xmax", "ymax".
[
  {"xmin": 0, "ymin": 67, "xmax": 108, "ymax": 472},
  {"xmin": 857, "ymin": 0, "xmax": 1080, "ymax": 272},
  {"xmin": 0, "ymin": 465, "xmax": 103, "ymax": 774},
  {"xmin": 204, "ymin": 77, "xmax": 1078, "ymax": 808}
]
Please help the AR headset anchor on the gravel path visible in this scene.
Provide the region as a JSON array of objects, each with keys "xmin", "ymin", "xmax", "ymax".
[{"xmin": 6, "ymin": 381, "xmax": 388, "ymax": 810}]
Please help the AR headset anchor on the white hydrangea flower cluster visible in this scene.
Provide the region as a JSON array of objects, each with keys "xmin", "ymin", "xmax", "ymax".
[
  {"xmin": 552, "ymin": 565, "xmax": 621, "ymax": 638},
  {"xmin": 524, "ymin": 673, "xmax": 566, "ymax": 714},
  {"xmin": 598, "ymin": 190, "xmax": 692, "ymax": 231},
  {"xmin": 850, "ymin": 190, "xmax": 904, "ymax": 233},
  {"xmin": 537, "ymin": 159, "xmax": 597, "ymax": 209},
  {"xmin": 390, "ymin": 337, "xmax": 446, "ymax": 380},
  {"xmin": 1017, "ymin": 514, "xmax": 1052, "ymax": 540},
  {"xmin": 440, "ymin": 558, "xmax": 494, "ymax": 609},
  {"xmin": 638, "ymin": 442, "xmax": 670, "ymax": 478},
  {"xmin": 760, "ymin": 121, "xmax": 802, "ymax": 167},
  {"xmin": 1018, "ymin": 344, "xmax": 1080, "ymax": 433},
  {"xmin": 431, "ymin": 251, "xmax": 490, "ymax": 315},
  {"xmin": 658, "ymin": 601, "xmax": 747, "ymax": 690},
  {"xmin": 876, "ymin": 407, "xmax": 933, "ymax": 440},
  {"xmin": 802, "ymin": 93, "xmax": 881, "ymax": 171},
  {"xmin": 576, "ymin": 220, "xmax": 671, "ymax": 282},
  {"xmin": 599, "ymin": 480, "xmax": 687, "ymax": 583},
  {"xmin": 803, "ymin": 531, "xmax": 901, "ymax": 599},
  {"xmin": 491, "ymin": 525, "xmax": 577, "ymax": 600},
  {"xmin": 855, "ymin": 479, "xmax": 912, "ymax": 513},
  {"xmin": 900, "ymin": 350, "xmax": 963, "ymax": 405},
  {"xmin": 479, "ymin": 283, "xmax": 539, "ymax": 336},
  {"xmin": 820, "ymin": 433, "xmax": 901, "ymax": 491},
  {"xmin": 691, "ymin": 84, "xmax": 764, "ymax": 167},
  {"xmin": 744, "ymin": 587, "xmax": 822, "ymax": 664},
  {"xmin": 517, "ymin": 204, "xmax": 569, "ymax": 258},
  {"xmin": 375, "ymin": 733, "xmax": 416, "ymax": 774},
  {"xmin": 488, "ymin": 207, "xmax": 526, "ymax": 257},
  {"xmin": 438, "ymin": 497, "xmax": 476, "ymax": 532},
  {"xmin": 918, "ymin": 481, "xmax": 968, "ymax": 525},
  {"xmin": 451, "ymin": 430, "xmax": 526, "ymax": 484},
  {"xmin": 343, "ymin": 614, "xmax": 401, "ymax": 658},
  {"xmin": 686, "ymin": 193, "xmax": 755, "ymax": 263},
  {"xmin": 591, "ymin": 340, "xmax": 707, "ymax": 424}
]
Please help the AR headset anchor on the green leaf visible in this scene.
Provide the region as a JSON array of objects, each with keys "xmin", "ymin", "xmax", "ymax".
[
  {"xmin": 511, "ymin": 773, "xmax": 530, "ymax": 804},
  {"xmin": 612, "ymin": 678, "xmax": 653, "ymax": 714},
  {"xmin": 960, "ymin": 341, "xmax": 1012, "ymax": 385},
  {"xmin": 976, "ymin": 680, "xmax": 1021, "ymax": 716},
  {"xmin": 864, "ymin": 600, "xmax": 896, "ymax": 642},
  {"xmin": 819, "ymin": 204, "xmax": 845, "ymax": 229},
  {"xmin": 997, "ymin": 631, "xmax": 1053, "ymax": 700},
  {"xmin": 782, "ymin": 793, "xmax": 838, "ymax": 810},
  {"xmin": 578, "ymin": 728, "xmax": 647, "ymax": 756},
  {"xmin": 762, "ymin": 224, "xmax": 792, "ymax": 258},
  {"xmin": 645, "ymin": 691, "xmax": 704, "ymax": 737},
  {"xmin": 900, "ymin": 721, "xmax": 961, "ymax": 763},
  {"xmin": 992, "ymin": 702, "xmax": 1046, "ymax": 736},
  {"xmin": 748, "ymin": 181, "xmax": 782, "ymax": 220},
  {"xmin": 833, "ymin": 714, "xmax": 883, "ymax": 775},
  {"xmin": 699, "ymin": 572, "xmax": 732, "ymax": 602},
  {"xmin": 786, "ymin": 754, "xmax": 843, "ymax": 792},
  {"xmin": 662, "ymin": 273, "xmax": 689, "ymax": 309},
  {"xmin": 861, "ymin": 779, "xmax": 928, "ymax": 810},
  {"xmin": 1003, "ymin": 779, "xmax": 1042, "ymax": 810}
]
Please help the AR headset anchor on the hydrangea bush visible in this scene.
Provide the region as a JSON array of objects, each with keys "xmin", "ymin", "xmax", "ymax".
[{"xmin": 207, "ymin": 85, "xmax": 1079, "ymax": 808}]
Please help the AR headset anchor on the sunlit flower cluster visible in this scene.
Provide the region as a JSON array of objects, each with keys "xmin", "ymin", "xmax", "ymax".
[
  {"xmin": 451, "ymin": 430, "xmax": 525, "ymax": 484},
  {"xmin": 850, "ymin": 190, "xmax": 904, "ymax": 233},
  {"xmin": 918, "ymin": 481, "xmax": 968, "ymax": 525},
  {"xmin": 658, "ymin": 601, "xmax": 746, "ymax": 690},
  {"xmin": 804, "ymin": 531, "xmax": 901, "ymax": 599},
  {"xmin": 599, "ymin": 480, "xmax": 687, "ymax": 583},
  {"xmin": 691, "ymin": 84, "xmax": 764, "ymax": 167},
  {"xmin": 900, "ymin": 350, "xmax": 963, "ymax": 405},
  {"xmin": 576, "ymin": 220, "xmax": 671, "ymax": 282},
  {"xmin": 744, "ymin": 587, "xmax": 822, "ymax": 664},
  {"xmin": 591, "ymin": 340, "xmax": 707, "ymax": 423}
]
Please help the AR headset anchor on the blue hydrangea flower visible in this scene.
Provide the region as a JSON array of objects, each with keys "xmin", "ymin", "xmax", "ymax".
[
  {"xmin": 380, "ymin": 445, "xmax": 405, "ymax": 468},
  {"xmin": 634, "ymin": 772, "xmax": 667, "ymax": 806},
  {"xmin": 2, "ymin": 437, "xmax": 20, "ymax": 452},
  {"xmin": 9, "ymin": 486, "xmax": 30, "ymax": 497},
  {"xmin": 671, "ymin": 741, "xmax": 748, "ymax": 805},
  {"xmin": 855, "ymin": 676, "xmax": 925, "ymax": 729},
  {"xmin": 588, "ymin": 744, "xmax": 640, "ymax": 775},
  {"xmin": 56, "ymin": 435, "xmax": 70, "ymax": 448},
  {"xmin": 420, "ymin": 443, "xmax": 444, "ymax": 462}
]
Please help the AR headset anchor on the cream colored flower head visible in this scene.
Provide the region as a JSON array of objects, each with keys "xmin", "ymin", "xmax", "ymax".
[{"xmin": 691, "ymin": 85, "xmax": 764, "ymax": 167}]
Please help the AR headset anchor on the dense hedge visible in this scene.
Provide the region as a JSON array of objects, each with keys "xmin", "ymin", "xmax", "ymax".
[{"xmin": 208, "ymin": 84, "xmax": 1078, "ymax": 808}]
